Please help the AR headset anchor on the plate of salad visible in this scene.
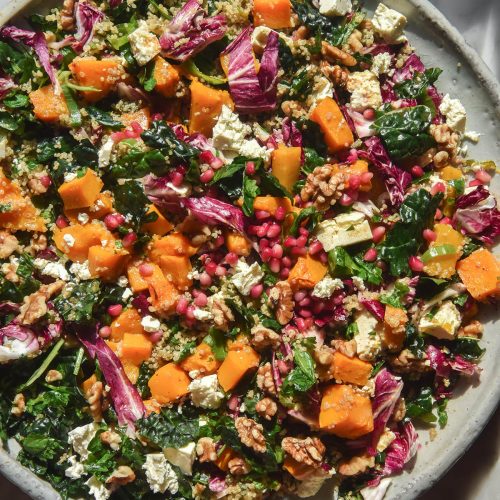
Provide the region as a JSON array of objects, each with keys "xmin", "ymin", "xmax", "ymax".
[{"xmin": 0, "ymin": 0, "xmax": 499, "ymax": 499}]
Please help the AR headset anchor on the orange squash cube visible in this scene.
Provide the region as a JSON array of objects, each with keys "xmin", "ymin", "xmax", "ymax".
[
  {"xmin": 217, "ymin": 342, "xmax": 260, "ymax": 392},
  {"xmin": 29, "ymin": 85, "xmax": 68, "ymax": 123},
  {"xmin": 288, "ymin": 254, "xmax": 328, "ymax": 290},
  {"xmin": 148, "ymin": 233, "xmax": 198, "ymax": 261},
  {"xmin": 58, "ymin": 168, "xmax": 103, "ymax": 210},
  {"xmin": 271, "ymin": 144, "xmax": 302, "ymax": 191},
  {"xmin": 120, "ymin": 107, "xmax": 151, "ymax": 130},
  {"xmin": 253, "ymin": 0, "xmax": 292, "ymax": 28},
  {"xmin": 110, "ymin": 307, "xmax": 145, "ymax": 341},
  {"xmin": 148, "ymin": 363, "xmax": 191, "ymax": 404},
  {"xmin": 180, "ymin": 342, "xmax": 221, "ymax": 376},
  {"xmin": 159, "ymin": 255, "xmax": 192, "ymax": 290},
  {"xmin": 225, "ymin": 231, "xmax": 252, "ymax": 256},
  {"xmin": 121, "ymin": 332, "xmax": 153, "ymax": 366},
  {"xmin": 153, "ymin": 56, "xmax": 180, "ymax": 98},
  {"xmin": 331, "ymin": 352, "xmax": 372, "ymax": 386},
  {"xmin": 88, "ymin": 245, "xmax": 129, "ymax": 281},
  {"xmin": 457, "ymin": 248, "xmax": 500, "ymax": 301},
  {"xmin": 142, "ymin": 205, "xmax": 173, "ymax": 236}
]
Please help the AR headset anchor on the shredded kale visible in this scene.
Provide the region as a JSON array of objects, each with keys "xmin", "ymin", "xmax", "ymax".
[
  {"xmin": 394, "ymin": 68, "xmax": 443, "ymax": 99},
  {"xmin": 53, "ymin": 280, "xmax": 101, "ymax": 322}
]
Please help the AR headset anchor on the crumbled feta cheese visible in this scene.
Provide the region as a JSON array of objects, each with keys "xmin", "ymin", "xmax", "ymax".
[
  {"xmin": 69, "ymin": 261, "xmax": 92, "ymax": 281},
  {"xmin": 376, "ymin": 427, "xmax": 396, "ymax": 452},
  {"xmin": 213, "ymin": 105, "xmax": 251, "ymax": 152},
  {"xmin": 164, "ymin": 442, "xmax": 196, "ymax": 475},
  {"xmin": 0, "ymin": 136, "xmax": 7, "ymax": 160},
  {"xmin": 307, "ymin": 72, "xmax": 334, "ymax": 108},
  {"xmin": 64, "ymin": 172, "xmax": 77, "ymax": 183},
  {"xmin": 141, "ymin": 315, "xmax": 161, "ymax": 332},
  {"xmin": 143, "ymin": 453, "xmax": 179, "ymax": 494},
  {"xmin": 319, "ymin": 0, "xmax": 352, "ymax": 17},
  {"xmin": 439, "ymin": 94, "xmax": 467, "ymax": 133},
  {"xmin": 239, "ymin": 138, "xmax": 270, "ymax": 162},
  {"xmin": 77, "ymin": 212, "xmax": 90, "ymax": 224},
  {"xmin": 463, "ymin": 130, "xmax": 480, "ymax": 143},
  {"xmin": 419, "ymin": 300, "xmax": 461, "ymax": 340},
  {"xmin": 122, "ymin": 287, "xmax": 133, "ymax": 300},
  {"xmin": 192, "ymin": 308, "xmax": 214, "ymax": 321},
  {"xmin": 33, "ymin": 258, "xmax": 69, "ymax": 281},
  {"xmin": 128, "ymin": 20, "xmax": 161, "ymax": 66},
  {"xmin": 65, "ymin": 455, "xmax": 85, "ymax": 479},
  {"xmin": 251, "ymin": 26, "xmax": 292, "ymax": 54},
  {"xmin": 68, "ymin": 423, "xmax": 100, "ymax": 460},
  {"xmin": 352, "ymin": 276, "xmax": 366, "ymax": 291},
  {"xmin": 372, "ymin": 3, "xmax": 407, "ymax": 43},
  {"xmin": 86, "ymin": 476, "xmax": 110, "ymax": 500},
  {"xmin": 231, "ymin": 260, "xmax": 265, "ymax": 296},
  {"xmin": 312, "ymin": 276, "xmax": 344, "ymax": 298},
  {"xmin": 371, "ymin": 52, "xmax": 392, "ymax": 76},
  {"xmin": 355, "ymin": 310, "xmax": 382, "ymax": 361},
  {"xmin": 117, "ymin": 275, "xmax": 128, "ymax": 287},
  {"xmin": 98, "ymin": 137, "xmax": 115, "ymax": 168},
  {"xmin": 347, "ymin": 71, "xmax": 383, "ymax": 111},
  {"xmin": 63, "ymin": 233, "xmax": 75, "ymax": 248},
  {"xmin": 315, "ymin": 212, "xmax": 373, "ymax": 251},
  {"xmin": 189, "ymin": 374, "xmax": 225, "ymax": 409}
]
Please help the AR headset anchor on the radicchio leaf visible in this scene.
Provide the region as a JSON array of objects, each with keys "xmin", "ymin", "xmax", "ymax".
[
  {"xmin": 0, "ymin": 322, "xmax": 40, "ymax": 362},
  {"xmin": 344, "ymin": 106, "xmax": 376, "ymax": 138},
  {"xmin": 0, "ymin": 76, "xmax": 16, "ymax": 99},
  {"xmin": 369, "ymin": 368, "xmax": 403, "ymax": 455},
  {"xmin": 183, "ymin": 196, "xmax": 245, "ymax": 234},
  {"xmin": 393, "ymin": 53, "xmax": 426, "ymax": 83},
  {"xmin": 360, "ymin": 299, "xmax": 386, "ymax": 323},
  {"xmin": 0, "ymin": 26, "xmax": 60, "ymax": 93},
  {"xmin": 222, "ymin": 27, "xmax": 279, "ymax": 113},
  {"xmin": 455, "ymin": 185, "xmax": 490, "ymax": 209},
  {"xmin": 76, "ymin": 324, "xmax": 145, "ymax": 429},
  {"xmin": 73, "ymin": 2, "xmax": 104, "ymax": 52},
  {"xmin": 382, "ymin": 420, "xmax": 419, "ymax": 476},
  {"xmin": 160, "ymin": 0, "xmax": 226, "ymax": 62},
  {"xmin": 142, "ymin": 174, "xmax": 189, "ymax": 213},
  {"xmin": 358, "ymin": 136, "xmax": 412, "ymax": 207}
]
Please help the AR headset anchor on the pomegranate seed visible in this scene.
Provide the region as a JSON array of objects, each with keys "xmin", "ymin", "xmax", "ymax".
[
  {"xmin": 122, "ymin": 232, "xmax": 137, "ymax": 248},
  {"xmin": 192, "ymin": 289, "xmax": 201, "ymax": 297},
  {"xmin": 194, "ymin": 293, "xmax": 208, "ymax": 307},
  {"xmin": 319, "ymin": 252, "xmax": 328, "ymax": 264},
  {"xmin": 279, "ymin": 267, "xmax": 290, "ymax": 279},
  {"xmin": 250, "ymin": 284, "xmax": 263, "ymax": 298},
  {"xmin": 199, "ymin": 272, "xmax": 212, "ymax": 287},
  {"xmin": 291, "ymin": 247, "xmax": 307, "ymax": 256},
  {"xmin": 430, "ymin": 182, "xmax": 446, "ymax": 195},
  {"xmin": 411, "ymin": 165, "xmax": 424, "ymax": 177},
  {"xmin": 211, "ymin": 156, "xmax": 224, "ymax": 170},
  {"xmin": 339, "ymin": 193, "xmax": 353, "ymax": 206},
  {"xmin": 294, "ymin": 291, "xmax": 307, "ymax": 302},
  {"xmin": 256, "ymin": 225, "xmax": 268, "ymax": 238},
  {"xmin": 255, "ymin": 210, "xmax": 270, "ymax": 220},
  {"xmin": 364, "ymin": 248, "xmax": 377, "ymax": 262},
  {"xmin": 245, "ymin": 161, "xmax": 256, "ymax": 175},
  {"xmin": 267, "ymin": 224, "xmax": 281, "ymax": 239},
  {"xmin": 475, "ymin": 170, "xmax": 491, "ymax": 184},
  {"xmin": 108, "ymin": 304, "xmax": 123, "ymax": 317},
  {"xmin": 171, "ymin": 171, "xmax": 184, "ymax": 187},
  {"xmin": 295, "ymin": 317, "xmax": 306, "ymax": 331},
  {"xmin": 225, "ymin": 252, "xmax": 239, "ymax": 265},
  {"xmin": 275, "ymin": 206, "xmax": 286, "ymax": 221},
  {"xmin": 372, "ymin": 226, "xmax": 386, "ymax": 243},
  {"xmin": 409, "ymin": 256, "xmax": 424, "ymax": 272},
  {"xmin": 139, "ymin": 263, "xmax": 154, "ymax": 277},
  {"xmin": 435, "ymin": 208, "xmax": 443, "ymax": 220},
  {"xmin": 298, "ymin": 297, "xmax": 311, "ymax": 307},
  {"xmin": 40, "ymin": 175, "xmax": 52, "ymax": 188},
  {"xmin": 360, "ymin": 171, "xmax": 373, "ymax": 184},
  {"xmin": 468, "ymin": 179, "xmax": 482, "ymax": 187},
  {"xmin": 205, "ymin": 261, "xmax": 217, "ymax": 275},
  {"xmin": 296, "ymin": 235, "xmax": 308, "ymax": 248},
  {"xmin": 149, "ymin": 331, "xmax": 163, "ymax": 343},
  {"xmin": 423, "ymin": 229, "xmax": 437, "ymax": 242},
  {"xmin": 55, "ymin": 215, "xmax": 68, "ymax": 228},
  {"xmin": 105, "ymin": 213, "xmax": 125, "ymax": 230},
  {"xmin": 349, "ymin": 174, "xmax": 361, "ymax": 190},
  {"xmin": 214, "ymin": 235, "xmax": 224, "ymax": 248},
  {"xmin": 299, "ymin": 308, "xmax": 312, "ymax": 318},
  {"xmin": 186, "ymin": 306, "xmax": 195, "ymax": 320},
  {"xmin": 282, "ymin": 256, "xmax": 292, "ymax": 268},
  {"xmin": 363, "ymin": 108, "xmax": 375, "ymax": 120},
  {"xmin": 271, "ymin": 244, "xmax": 283, "ymax": 259},
  {"xmin": 200, "ymin": 169, "xmax": 214, "ymax": 183},
  {"xmin": 269, "ymin": 258, "xmax": 281, "ymax": 273},
  {"xmin": 261, "ymin": 247, "xmax": 273, "ymax": 262},
  {"xmin": 99, "ymin": 326, "xmax": 111, "ymax": 338},
  {"xmin": 440, "ymin": 217, "xmax": 452, "ymax": 225},
  {"xmin": 259, "ymin": 238, "xmax": 270, "ymax": 249},
  {"xmin": 176, "ymin": 297, "xmax": 188, "ymax": 314},
  {"xmin": 312, "ymin": 301, "xmax": 325, "ymax": 314},
  {"xmin": 308, "ymin": 240, "xmax": 323, "ymax": 255},
  {"xmin": 215, "ymin": 266, "xmax": 227, "ymax": 277},
  {"xmin": 299, "ymin": 228, "xmax": 309, "ymax": 237},
  {"xmin": 284, "ymin": 236, "xmax": 297, "ymax": 247},
  {"xmin": 376, "ymin": 260, "xmax": 387, "ymax": 271}
]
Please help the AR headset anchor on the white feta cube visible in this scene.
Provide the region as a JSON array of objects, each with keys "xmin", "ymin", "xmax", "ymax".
[
  {"xmin": 347, "ymin": 70, "xmax": 383, "ymax": 112},
  {"xmin": 355, "ymin": 310, "xmax": 382, "ymax": 361},
  {"xmin": 77, "ymin": 212, "xmax": 90, "ymax": 224},
  {"xmin": 189, "ymin": 374, "xmax": 225, "ymax": 409},
  {"xmin": 192, "ymin": 308, "xmax": 214, "ymax": 321},
  {"xmin": 128, "ymin": 21, "xmax": 161, "ymax": 66},
  {"xmin": 439, "ymin": 94, "xmax": 467, "ymax": 133},
  {"xmin": 212, "ymin": 105, "xmax": 251, "ymax": 152},
  {"xmin": 64, "ymin": 172, "xmax": 77, "ymax": 182},
  {"xmin": 239, "ymin": 138, "xmax": 270, "ymax": 162},
  {"xmin": 231, "ymin": 260, "xmax": 264, "ymax": 296},
  {"xmin": 98, "ymin": 137, "xmax": 115, "ymax": 168},
  {"xmin": 312, "ymin": 276, "xmax": 343, "ymax": 298},
  {"xmin": 307, "ymin": 72, "xmax": 334, "ymax": 108},
  {"xmin": 34, "ymin": 258, "xmax": 69, "ymax": 281},
  {"xmin": 419, "ymin": 300, "xmax": 461, "ymax": 339},
  {"xmin": 141, "ymin": 314, "xmax": 161, "ymax": 332},
  {"xmin": 143, "ymin": 454, "xmax": 179, "ymax": 494},
  {"xmin": 164, "ymin": 442, "xmax": 196, "ymax": 475},
  {"xmin": 372, "ymin": 3, "xmax": 407, "ymax": 43},
  {"xmin": 65, "ymin": 455, "xmax": 85, "ymax": 479},
  {"xmin": 315, "ymin": 212, "xmax": 373, "ymax": 251},
  {"xmin": 319, "ymin": 0, "xmax": 352, "ymax": 17},
  {"xmin": 371, "ymin": 52, "xmax": 392, "ymax": 76},
  {"xmin": 86, "ymin": 476, "xmax": 110, "ymax": 500},
  {"xmin": 63, "ymin": 233, "xmax": 75, "ymax": 248},
  {"xmin": 69, "ymin": 261, "xmax": 92, "ymax": 281},
  {"xmin": 68, "ymin": 423, "xmax": 100, "ymax": 460}
]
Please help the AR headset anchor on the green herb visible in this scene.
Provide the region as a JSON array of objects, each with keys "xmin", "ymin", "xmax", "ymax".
[
  {"xmin": 0, "ymin": 41, "xmax": 37, "ymax": 84},
  {"xmin": 404, "ymin": 323, "xmax": 426, "ymax": 358},
  {"xmin": 406, "ymin": 386, "xmax": 436, "ymax": 423},
  {"xmin": 289, "ymin": 206, "xmax": 322, "ymax": 236},
  {"xmin": 462, "ymin": 239, "xmax": 481, "ymax": 258},
  {"xmin": 61, "ymin": 84, "xmax": 82, "ymax": 127},
  {"xmin": 112, "ymin": 180, "xmax": 151, "ymax": 231},
  {"xmin": 379, "ymin": 189, "xmax": 443, "ymax": 276},
  {"xmin": 242, "ymin": 176, "xmax": 260, "ymax": 216},
  {"xmin": 3, "ymin": 90, "xmax": 29, "ymax": 109},
  {"xmin": 21, "ymin": 434, "xmax": 65, "ymax": 462},
  {"xmin": 437, "ymin": 398, "xmax": 448, "ymax": 427},
  {"xmin": 452, "ymin": 337, "xmax": 485, "ymax": 361},
  {"xmin": 203, "ymin": 328, "xmax": 228, "ymax": 361},
  {"xmin": 181, "ymin": 59, "xmax": 227, "ymax": 85},
  {"xmin": 280, "ymin": 349, "xmax": 316, "ymax": 407},
  {"xmin": 54, "ymin": 280, "xmax": 100, "ymax": 322},
  {"xmin": 421, "ymin": 244, "xmax": 457, "ymax": 263},
  {"xmin": 136, "ymin": 362, "xmax": 154, "ymax": 398},
  {"xmin": 373, "ymin": 105, "xmax": 435, "ymax": 159},
  {"xmin": 328, "ymin": 247, "xmax": 382, "ymax": 285},
  {"xmin": 302, "ymin": 147, "xmax": 325, "ymax": 174},
  {"xmin": 452, "ymin": 293, "xmax": 469, "ymax": 307},
  {"xmin": 345, "ymin": 321, "xmax": 359, "ymax": 340},
  {"xmin": 380, "ymin": 281, "xmax": 410, "ymax": 308},
  {"xmin": 394, "ymin": 68, "xmax": 442, "ymax": 99},
  {"xmin": 87, "ymin": 106, "xmax": 124, "ymax": 130}
]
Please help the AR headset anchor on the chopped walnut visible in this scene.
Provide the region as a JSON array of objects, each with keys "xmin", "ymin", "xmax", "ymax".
[
  {"xmin": 430, "ymin": 123, "xmax": 460, "ymax": 163},
  {"xmin": 347, "ymin": 30, "xmax": 364, "ymax": 53},
  {"xmin": 255, "ymin": 397, "xmax": 278, "ymax": 420},
  {"xmin": 320, "ymin": 61, "xmax": 350, "ymax": 88},
  {"xmin": 458, "ymin": 320, "xmax": 483, "ymax": 338},
  {"xmin": 338, "ymin": 454, "xmax": 375, "ymax": 476},
  {"xmin": 192, "ymin": 483, "xmax": 206, "ymax": 498},
  {"xmin": 256, "ymin": 362, "xmax": 277, "ymax": 395},
  {"xmin": 210, "ymin": 296, "xmax": 234, "ymax": 331},
  {"xmin": 300, "ymin": 166, "xmax": 347, "ymax": 211},
  {"xmin": 100, "ymin": 430, "xmax": 122, "ymax": 451},
  {"xmin": 11, "ymin": 393, "xmax": 25, "ymax": 417},
  {"xmin": 433, "ymin": 150, "xmax": 449, "ymax": 168},
  {"xmin": 389, "ymin": 349, "xmax": 432, "ymax": 375},
  {"xmin": 106, "ymin": 465, "xmax": 136, "ymax": 486},
  {"xmin": 45, "ymin": 369, "xmax": 63, "ymax": 383},
  {"xmin": 17, "ymin": 280, "xmax": 64, "ymax": 325},
  {"xmin": 228, "ymin": 456, "xmax": 251, "ymax": 475},
  {"xmin": 0, "ymin": 231, "xmax": 18, "ymax": 259},
  {"xmin": 314, "ymin": 345, "xmax": 334, "ymax": 366},
  {"xmin": 332, "ymin": 339, "xmax": 357, "ymax": 358},
  {"xmin": 269, "ymin": 281, "xmax": 294, "ymax": 325},
  {"xmin": 85, "ymin": 381, "xmax": 104, "ymax": 422},
  {"xmin": 196, "ymin": 437, "xmax": 217, "ymax": 462},
  {"xmin": 392, "ymin": 397, "xmax": 406, "ymax": 422},
  {"xmin": 281, "ymin": 437, "xmax": 325, "ymax": 467},
  {"xmin": 235, "ymin": 417, "xmax": 267, "ymax": 453},
  {"xmin": 321, "ymin": 41, "xmax": 357, "ymax": 67},
  {"xmin": 60, "ymin": 0, "xmax": 75, "ymax": 31},
  {"xmin": 2, "ymin": 262, "xmax": 19, "ymax": 283},
  {"xmin": 28, "ymin": 234, "xmax": 47, "ymax": 254},
  {"xmin": 292, "ymin": 26, "xmax": 309, "ymax": 40},
  {"xmin": 251, "ymin": 325, "xmax": 281, "ymax": 351}
]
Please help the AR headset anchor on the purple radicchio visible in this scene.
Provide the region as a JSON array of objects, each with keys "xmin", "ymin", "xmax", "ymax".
[
  {"xmin": 344, "ymin": 106, "xmax": 376, "ymax": 138},
  {"xmin": 0, "ymin": 76, "xmax": 15, "ymax": 100},
  {"xmin": 222, "ymin": 27, "xmax": 279, "ymax": 113},
  {"xmin": 142, "ymin": 174, "xmax": 188, "ymax": 213},
  {"xmin": 183, "ymin": 196, "xmax": 245, "ymax": 234},
  {"xmin": 160, "ymin": 0, "xmax": 226, "ymax": 62},
  {"xmin": 72, "ymin": 2, "xmax": 105, "ymax": 52},
  {"xmin": 0, "ymin": 322, "xmax": 41, "ymax": 363},
  {"xmin": 358, "ymin": 136, "xmax": 412, "ymax": 207},
  {"xmin": 382, "ymin": 420, "xmax": 419, "ymax": 476},
  {"xmin": 360, "ymin": 298, "xmax": 386, "ymax": 323},
  {"xmin": 392, "ymin": 53, "xmax": 425, "ymax": 83},
  {"xmin": 0, "ymin": 26, "xmax": 60, "ymax": 93},
  {"xmin": 369, "ymin": 368, "xmax": 404, "ymax": 455},
  {"xmin": 76, "ymin": 324, "xmax": 145, "ymax": 429},
  {"xmin": 453, "ymin": 185, "xmax": 500, "ymax": 244}
]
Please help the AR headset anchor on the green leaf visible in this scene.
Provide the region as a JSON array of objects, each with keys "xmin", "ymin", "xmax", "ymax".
[
  {"xmin": 394, "ymin": 68, "xmax": 443, "ymax": 99},
  {"xmin": 53, "ymin": 280, "xmax": 100, "ymax": 322},
  {"xmin": 22, "ymin": 434, "xmax": 64, "ymax": 462},
  {"xmin": 137, "ymin": 59, "xmax": 157, "ymax": 92},
  {"xmin": 380, "ymin": 281, "xmax": 410, "ymax": 308},
  {"xmin": 404, "ymin": 323, "xmax": 426, "ymax": 358},
  {"xmin": 328, "ymin": 247, "xmax": 382, "ymax": 285},
  {"xmin": 452, "ymin": 337, "xmax": 485, "ymax": 361},
  {"xmin": 437, "ymin": 398, "xmax": 448, "ymax": 428},
  {"xmin": 242, "ymin": 175, "xmax": 260, "ymax": 216},
  {"xmin": 203, "ymin": 328, "xmax": 227, "ymax": 361},
  {"xmin": 87, "ymin": 106, "xmax": 124, "ymax": 130},
  {"xmin": 181, "ymin": 59, "xmax": 227, "ymax": 85},
  {"xmin": 3, "ymin": 91, "xmax": 29, "ymax": 109},
  {"xmin": 61, "ymin": 84, "xmax": 82, "ymax": 127},
  {"xmin": 302, "ymin": 147, "xmax": 325, "ymax": 174},
  {"xmin": 421, "ymin": 244, "xmax": 457, "ymax": 263},
  {"xmin": 373, "ymin": 105, "xmax": 435, "ymax": 159},
  {"xmin": 280, "ymin": 349, "xmax": 316, "ymax": 407},
  {"xmin": 406, "ymin": 386, "xmax": 436, "ymax": 422},
  {"xmin": 112, "ymin": 180, "xmax": 150, "ymax": 231}
]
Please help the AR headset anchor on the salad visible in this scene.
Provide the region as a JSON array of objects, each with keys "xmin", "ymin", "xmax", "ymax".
[{"xmin": 0, "ymin": 0, "xmax": 498, "ymax": 498}]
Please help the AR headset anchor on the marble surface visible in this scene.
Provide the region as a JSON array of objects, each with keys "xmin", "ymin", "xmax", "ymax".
[{"xmin": 0, "ymin": 0, "xmax": 498, "ymax": 499}]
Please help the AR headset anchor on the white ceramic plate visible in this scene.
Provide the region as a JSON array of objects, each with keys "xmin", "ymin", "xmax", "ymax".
[{"xmin": 0, "ymin": 1, "xmax": 499, "ymax": 498}]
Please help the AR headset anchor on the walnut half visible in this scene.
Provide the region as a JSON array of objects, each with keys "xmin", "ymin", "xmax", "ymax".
[
  {"xmin": 235, "ymin": 417, "xmax": 267, "ymax": 454},
  {"xmin": 281, "ymin": 437, "xmax": 325, "ymax": 467}
]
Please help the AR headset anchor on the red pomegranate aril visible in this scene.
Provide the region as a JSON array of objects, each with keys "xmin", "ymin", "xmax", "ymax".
[
  {"xmin": 299, "ymin": 308, "xmax": 312, "ymax": 318},
  {"xmin": 279, "ymin": 267, "xmax": 290, "ymax": 279},
  {"xmin": 296, "ymin": 235, "xmax": 308, "ymax": 248},
  {"xmin": 149, "ymin": 331, "xmax": 163, "ymax": 343},
  {"xmin": 250, "ymin": 284, "xmax": 263, "ymax": 298},
  {"xmin": 291, "ymin": 246, "xmax": 307, "ymax": 256},
  {"xmin": 261, "ymin": 247, "xmax": 273, "ymax": 262},
  {"xmin": 423, "ymin": 229, "xmax": 437, "ymax": 242},
  {"xmin": 475, "ymin": 170, "xmax": 491, "ymax": 184},
  {"xmin": 409, "ymin": 256, "xmax": 424, "ymax": 272},
  {"xmin": 194, "ymin": 293, "xmax": 208, "ymax": 307},
  {"xmin": 245, "ymin": 161, "xmax": 256, "ymax": 175},
  {"xmin": 267, "ymin": 224, "xmax": 281, "ymax": 239},
  {"xmin": 282, "ymin": 256, "xmax": 292, "ymax": 268},
  {"xmin": 349, "ymin": 174, "xmax": 361, "ymax": 190},
  {"xmin": 104, "ymin": 213, "xmax": 125, "ymax": 230},
  {"xmin": 199, "ymin": 272, "xmax": 212, "ymax": 287},
  {"xmin": 295, "ymin": 317, "xmax": 306, "ymax": 331},
  {"xmin": 308, "ymin": 240, "xmax": 323, "ymax": 255},
  {"xmin": 299, "ymin": 227, "xmax": 309, "ymax": 237},
  {"xmin": 430, "ymin": 182, "xmax": 446, "ymax": 195},
  {"xmin": 319, "ymin": 252, "xmax": 328, "ymax": 264},
  {"xmin": 55, "ymin": 215, "xmax": 68, "ymax": 229},
  {"xmin": 360, "ymin": 172, "xmax": 373, "ymax": 184},
  {"xmin": 99, "ymin": 326, "xmax": 111, "ymax": 338},
  {"xmin": 225, "ymin": 252, "xmax": 239, "ymax": 266},
  {"xmin": 40, "ymin": 175, "xmax": 52, "ymax": 188},
  {"xmin": 271, "ymin": 244, "xmax": 283, "ymax": 259},
  {"xmin": 171, "ymin": 171, "xmax": 184, "ymax": 187},
  {"xmin": 312, "ymin": 302, "xmax": 325, "ymax": 314},
  {"xmin": 275, "ymin": 206, "xmax": 286, "ymax": 221},
  {"xmin": 269, "ymin": 258, "xmax": 281, "ymax": 273},
  {"xmin": 284, "ymin": 236, "xmax": 297, "ymax": 247},
  {"xmin": 339, "ymin": 193, "xmax": 353, "ymax": 206},
  {"xmin": 176, "ymin": 297, "xmax": 189, "ymax": 314},
  {"xmin": 440, "ymin": 216, "xmax": 452, "ymax": 225},
  {"xmin": 215, "ymin": 265, "xmax": 227, "ymax": 277},
  {"xmin": 364, "ymin": 248, "xmax": 377, "ymax": 262},
  {"xmin": 294, "ymin": 291, "xmax": 307, "ymax": 302},
  {"xmin": 372, "ymin": 226, "xmax": 386, "ymax": 243},
  {"xmin": 211, "ymin": 156, "xmax": 224, "ymax": 170},
  {"xmin": 468, "ymin": 179, "xmax": 482, "ymax": 187},
  {"xmin": 205, "ymin": 261, "xmax": 217, "ymax": 275},
  {"xmin": 255, "ymin": 210, "xmax": 270, "ymax": 220},
  {"xmin": 363, "ymin": 108, "xmax": 375, "ymax": 120},
  {"xmin": 200, "ymin": 169, "xmax": 214, "ymax": 183},
  {"xmin": 298, "ymin": 297, "xmax": 311, "ymax": 307},
  {"xmin": 139, "ymin": 263, "xmax": 154, "ymax": 277},
  {"xmin": 186, "ymin": 306, "xmax": 195, "ymax": 320},
  {"xmin": 122, "ymin": 232, "xmax": 137, "ymax": 248},
  {"xmin": 411, "ymin": 165, "xmax": 424, "ymax": 177},
  {"xmin": 435, "ymin": 208, "xmax": 443, "ymax": 219},
  {"xmin": 108, "ymin": 304, "xmax": 123, "ymax": 317},
  {"xmin": 259, "ymin": 238, "xmax": 270, "ymax": 249}
]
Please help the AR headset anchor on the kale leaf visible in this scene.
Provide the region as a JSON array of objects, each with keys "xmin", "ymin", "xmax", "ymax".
[
  {"xmin": 280, "ymin": 349, "xmax": 317, "ymax": 407},
  {"xmin": 53, "ymin": 280, "xmax": 101, "ymax": 322},
  {"xmin": 328, "ymin": 247, "xmax": 382, "ymax": 285},
  {"xmin": 394, "ymin": 68, "xmax": 443, "ymax": 99},
  {"xmin": 203, "ymin": 328, "xmax": 228, "ymax": 361},
  {"xmin": 87, "ymin": 106, "xmax": 125, "ymax": 130},
  {"xmin": 112, "ymin": 180, "xmax": 151, "ymax": 231}
]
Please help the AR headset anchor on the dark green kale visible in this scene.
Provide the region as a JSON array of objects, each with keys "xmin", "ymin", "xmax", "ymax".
[
  {"xmin": 53, "ymin": 280, "xmax": 101, "ymax": 322},
  {"xmin": 394, "ymin": 68, "xmax": 443, "ymax": 99},
  {"xmin": 112, "ymin": 180, "xmax": 153, "ymax": 231},
  {"xmin": 328, "ymin": 247, "xmax": 382, "ymax": 285},
  {"xmin": 87, "ymin": 106, "xmax": 125, "ymax": 130},
  {"xmin": 380, "ymin": 281, "xmax": 410, "ymax": 308},
  {"xmin": 203, "ymin": 328, "xmax": 228, "ymax": 361},
  {"xmin": 0, "ymin": 253, "xmax": 40, "ymax": 303}
]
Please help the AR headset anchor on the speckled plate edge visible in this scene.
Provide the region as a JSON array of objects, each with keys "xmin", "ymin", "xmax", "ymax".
[{"xmin": 0, "ymin": 0, "xmax": 498, "ymax": 499}]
